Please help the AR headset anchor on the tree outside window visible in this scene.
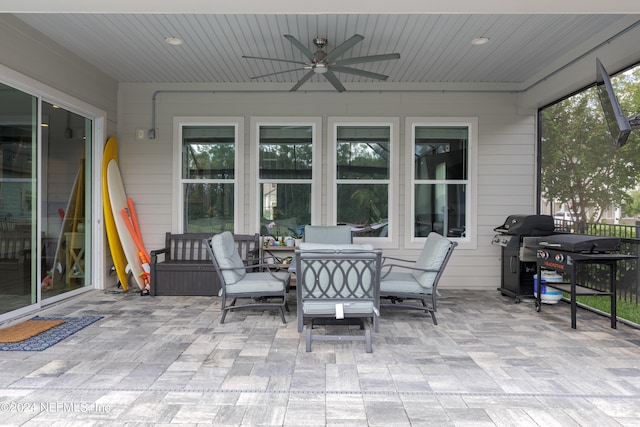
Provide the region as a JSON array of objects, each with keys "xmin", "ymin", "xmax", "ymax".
[
  {"xmin": 412, "ymin": 125, "xmax": 469, "ymax": 239},
  {"xmin": 539, "ymin": 63, "xmax": 640, "ymax": 224},
  {"xmin": 335, "ymin": 126, "xmax": 390, "ymax": 238},
  {"xmin": 181, "ymin": 125, "xmax": 236, "ymax": 233},
  {"xmin": 258, "ymin": 125, "xmax": 312, "ymax": 237}
]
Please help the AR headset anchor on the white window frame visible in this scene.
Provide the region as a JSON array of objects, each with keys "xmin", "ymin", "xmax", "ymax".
[
  {"xmin": 249, "ymin": 117, "xmax": 322, "ymax": 234},
  {"xmin": 173, "ymin": 117, "xmax": 244, "ymax": 233},
  {"xmin": 406, "ymin": 117, "xmax": 478, "ymax": 250},
  {"xmin": 327, "ymin": 117, "xmax": 399, "ymax": 249}
]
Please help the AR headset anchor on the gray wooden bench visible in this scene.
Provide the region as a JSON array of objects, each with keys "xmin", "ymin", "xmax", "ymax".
[{"xmin": 150, "ymin": 232, "xmax": 260, "ymax": 296}]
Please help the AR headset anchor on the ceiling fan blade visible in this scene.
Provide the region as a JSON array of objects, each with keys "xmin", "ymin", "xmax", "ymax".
[
  {"xmin": 332, "ymin": 66, "xmax": 389, "ymax": 81},
  {"xmin": 284, "ymin": 35, "xmax": 316, "ymax": 61},
  {"xmin": 243, "ymin": 55, "xmax": 307, "ymax": 66},
  {"xmin": 290, "ymin": 70, "xmax": 315, "ymax": 92},
  {"xmin": 324, "ymin": 34, "xmax": 365, "ymax": 62},
  {"xmin": 334, "ymin": 53, "xmax": 401, "ymax": 66},
  {"xmin": 250, "ymin": 68, "xmax": 308, "ymax": 79},
  {"xmin": 323, "ymin": 70, "xmax": 346, "ymax": 92}
]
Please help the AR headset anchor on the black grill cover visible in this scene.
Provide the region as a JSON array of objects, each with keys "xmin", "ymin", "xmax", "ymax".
[
  {"xmin": 494, "ymin": 214, "xmax": 555, "ymax": 236},
  {"xmin": 538, "ymin": 234, "xmax": 620, "ymax": 253}
]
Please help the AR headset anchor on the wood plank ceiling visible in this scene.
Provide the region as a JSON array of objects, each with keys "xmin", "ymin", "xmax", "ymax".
[{"xmin": 13, "ymin": 13, "xmax": 634, "ymax": 90}]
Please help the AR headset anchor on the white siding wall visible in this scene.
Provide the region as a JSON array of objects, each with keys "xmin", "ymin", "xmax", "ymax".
[
  {"xmin": 118, "ymin": 84, "xmax": 536, "ymax": 290},
  {"xmin": 0, "ymin": 14, "xmax": 119, "ymax": 290},
  {"xmin": 0, "ymin": 15, "xmax": 118, "ymax": 132}
]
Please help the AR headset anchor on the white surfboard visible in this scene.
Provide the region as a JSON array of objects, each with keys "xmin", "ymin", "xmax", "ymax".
[{"xmin": 107, "ymin": 159, "xmax": 146, "ymax": 291}]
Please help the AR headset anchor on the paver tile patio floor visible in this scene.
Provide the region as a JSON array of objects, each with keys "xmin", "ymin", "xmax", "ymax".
[{"xmin": 1, "ymin": 288, "xmax": 640, "ymax": 425}]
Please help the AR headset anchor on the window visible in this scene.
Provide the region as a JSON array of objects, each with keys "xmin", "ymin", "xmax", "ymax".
[
  {"xmin": 177, "ymin": 119, "xmax": 242, "ymax": 233},
  {"xmin": 328, "ymin": 118, "xmax": 398, "ymax": 244},
  {"xmin": 254, "ymin": 122, "xmax": 318, "ymax": 237},
  {"xmin": 408, "ymin": 118, "xmax": 476, "ymax": 244}
]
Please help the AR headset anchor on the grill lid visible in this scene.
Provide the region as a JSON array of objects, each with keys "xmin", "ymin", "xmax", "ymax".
[
  {"xmin": 538, "ymin": 234, "xmax": 620, "ymax": 253},
  {"xmin": 494, "ymin": 214, "xmax": 555, "ymax": 236}
]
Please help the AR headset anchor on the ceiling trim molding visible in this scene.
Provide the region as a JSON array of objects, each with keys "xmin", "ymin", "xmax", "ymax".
[{"xmin": 4, "ymin": 0, "xmax": 640, "ymax": 14}]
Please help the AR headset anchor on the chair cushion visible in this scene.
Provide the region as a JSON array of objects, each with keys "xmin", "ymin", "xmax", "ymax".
[
  {"xmin": 380, "ymin": 271, "xmax": 430, "ymax": 294},
  {"xmin": 411, "ymin": 232, "xmax": 451, "ymax": 290},
  {"xmin": 302, "ymin": 300, "xmax": 374, "ymax": 316},
  {"xmin": 211, "ymin": 232, "xmax": 246, "ymax": 284},
  {"xmin": 299, "ymin": 243, "xmax": 374, "ymax": 250},
  {"xmin": 304, "ymin": 225, "xmax": 352, "ymax": 244},
  {"xmin": 225, "ymin": 271, "xmax": 288, "ymax": 294}
]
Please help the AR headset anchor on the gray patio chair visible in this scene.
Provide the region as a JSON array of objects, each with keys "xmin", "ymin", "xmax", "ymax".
[
  {"xmin": 295, "ymin": 244, "xmax": 382, "ymax": 352},
  {"xmin": 380, "ymin": 232, "xmax": 457, "ymax": 325},
  {"xmin": 205, "ymin": 232, "xmax": 290, "ymax": 324},
  {"xmin": 286, "ymin": 225, "xmax": 353, "ymax": 274},
  {"xmin": 304, "ymin": 225, "xmax": 353, "ymax": 244}
]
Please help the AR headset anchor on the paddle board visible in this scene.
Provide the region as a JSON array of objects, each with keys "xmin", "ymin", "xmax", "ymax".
[
  {"xmin": 120, "ymin": 201, "xmax": 151, "ymax": 290},
  {"xmin": 107, "ymin": 159, "xmax": 146, "ymax": 292},
  {"xmin": 102, "ymin": 136, "xmax": 129, "ymax": 291}
]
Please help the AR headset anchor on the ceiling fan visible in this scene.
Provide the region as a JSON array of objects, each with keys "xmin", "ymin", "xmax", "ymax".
[{"xmin": 243, "ymin": 34, "xmax": 400, "ymax": 92}]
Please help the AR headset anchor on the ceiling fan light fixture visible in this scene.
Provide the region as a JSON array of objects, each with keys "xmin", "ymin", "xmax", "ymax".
[
  {"xmin": 471, "ymin": 37, "xmax": 490, "ymax": 46},
  {"xmin": 244, "ymin": 34, "xmax": 400, "ymax": 92},
  {"xmin": 313, "ymin": 37, "xmax": 327, "ymax": 49},
  {"xmin": 313, "ymin": 63, "xmax": 328, "ymax": 74}
]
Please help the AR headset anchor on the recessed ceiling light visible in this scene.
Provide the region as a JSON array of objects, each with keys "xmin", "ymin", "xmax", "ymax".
[
  {"xmin": 471, "ymin": 37, "xmax": 490, "ymax": 46},
  {"xmin": 165, "ymin": 37, "xmax": 184, "ymax": 46}
]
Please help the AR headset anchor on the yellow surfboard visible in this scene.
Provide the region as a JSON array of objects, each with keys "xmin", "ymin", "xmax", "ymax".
[{"xmin": 102, "ymin": 136, "xmax": 129, "ymax": 291}]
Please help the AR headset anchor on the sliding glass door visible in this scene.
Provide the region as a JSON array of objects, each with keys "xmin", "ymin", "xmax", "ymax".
[
  {"xmin": 0, "ymin": 83, "xmax": 37, "ymax": 314},
  {"xmin": 0, "ymin": 82, "xmax": 93, "ymax": 317}
]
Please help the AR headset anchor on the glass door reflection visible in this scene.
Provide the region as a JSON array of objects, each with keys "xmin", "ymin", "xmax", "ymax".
[
  {"xmin": 40, "ymin": 102, "xmax": 91, "ymax": 298},
  {"xmin": 0, "ymin": 83, "xmax": 36, "ymax": 315}
]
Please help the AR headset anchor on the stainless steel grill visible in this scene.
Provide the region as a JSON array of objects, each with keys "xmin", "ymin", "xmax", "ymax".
[{"xmin": 492, "ymin": 215, "xmax": 556, "ymax": 303}]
